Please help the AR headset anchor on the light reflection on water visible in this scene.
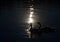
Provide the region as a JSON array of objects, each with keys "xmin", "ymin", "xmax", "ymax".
[
  {"xmin": 26, "ymin": 28, "xmax": 31, "ymax": 38},
  {"xmin": 25, "ymin": 28, "xmax": 41, "ymax": 39},
  {"xmin": 24, "ymin": 28, "xmax": 56, "ymax": 39},
  {"xmin": 23, "ymin": 0, "xmax": 56, "ymax": 39}
]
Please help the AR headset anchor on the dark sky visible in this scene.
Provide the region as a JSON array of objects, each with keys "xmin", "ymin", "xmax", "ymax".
[{"xmin": 0, "ymin": 0, "xmax": 60, "ymax": 42}]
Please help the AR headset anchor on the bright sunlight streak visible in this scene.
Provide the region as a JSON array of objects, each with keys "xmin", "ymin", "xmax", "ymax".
[
  {"xmin": 30, "ymin": 14, "xmax": 33, "ymax": 17},
  {"xmin": 29, "ymin": 18, "xmax": 33, "ymax": 23},
  {"xmin": 30, "ymin": 11, "xmax": 34, "ymax": 14},
  {"xmin": 30, "ymin": 8, "xmax": 34, "ymax": 10}
]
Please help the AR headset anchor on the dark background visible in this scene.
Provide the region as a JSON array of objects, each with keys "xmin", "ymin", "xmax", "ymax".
[{"xmin": 0, "ymin": 0, "xmax": 60, "ymax": 42}]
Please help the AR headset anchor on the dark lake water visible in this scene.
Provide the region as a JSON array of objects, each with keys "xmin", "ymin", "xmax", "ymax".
[{"xmin": 0, "ymin": 0, "xmax": 60, "ymax": 42}]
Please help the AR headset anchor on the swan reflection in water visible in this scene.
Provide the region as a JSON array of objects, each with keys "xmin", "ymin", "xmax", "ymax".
[{"xmin": 25, "ymin": 22, "xmax": 56, "ymax": 39}]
